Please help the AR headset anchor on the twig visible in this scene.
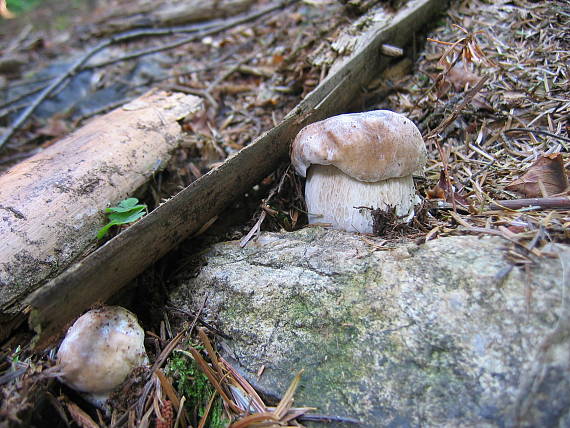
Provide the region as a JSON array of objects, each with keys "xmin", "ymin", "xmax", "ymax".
[
  {"xmin": 487, "ymin": 197, "xmax": 570, "ymax": 211},
  {"xmin": 72, "ymin": 97, "xmax": 134, "ymax": 124},
  {"xmin": 0, "ymin": 0, "xmax": 296, "ymax": 150},
  {"xmin": 164, "ymin": 83, "xmax": 219, "ymax": 110},
  {"xmin": 298, "ymin": 414, "xmax": 361, "ymax": 424},
  {"xmin": 198, "ymin": 392, "xmax": 217, "ymax": 428},
  {"xmin": 239, "ymin": 211, "xmax": 267, "ymax": 248},
  {"xmin": 167, "ymin": 305, "xmax": 232, "ymax": 340},
  {"xmin": 207, "ymin": 52, "xmax": 257, "ymax": 93},
  {"xmin": 89, "ymin": 8, "xmax": 237, "ymax": 38},
  {"xmin": 188, "ymin": 347, "xmax": 242, "ymax": 413},
  {"xmin": 173, "ymin": 396, "xmax": 186, "ymax": 428},
  {"xmin": 220, "ymin": 357, "xmax": 267, "ymax": 413},
  {"xmin": 0, "ymin": 36, "xmax": 122, "ymax": 150},
  {"xmin": 81, "ymin": 1, "xmax": 292, "ymax": 70},
  {"xmin": 0, "ymin": 83, "xmax": 46, "ymax": 114},
  {"xmin": 240, "ymin": 167, "xmax": 291, "ymax": 247},
  {"xmin": 458, "ymin": 226, "xmax": 541, "ymax": 258},
  {"xmin": 424, "ymin": 76, "xmax": 489, "ymax": 212},
  {"xmin": 504, "ymin": 128, "xmax": 570, "ymax": 144},
  {"xmin": 426, "ymin": 75, "xmax": 490, "ymax": 139},
  {"xmin": 0, "ymin": 74, "xmax": 54, "ymax": 90},
  {"xmin": 412, "ymin": 49, "xmax": 462, "ymax": 110},
  {"xmin": 0, "ymin": 63, "xmax": 221, "ymax": 121},
  {"xmin": 150, "ymin": 296, "xmax": 207, "ymax": 373}
]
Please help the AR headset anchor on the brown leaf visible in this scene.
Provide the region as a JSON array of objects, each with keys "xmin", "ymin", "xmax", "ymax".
[
  {"xmin": 271, "ymin": 54, "xmax": 284, "ymax": 66},
  {"xmin": 506, "ymin": 153, "xmax": 568, "ymax": 197},
  {"xmin": 446, "ymin": 62, "xmax": 479, "ymax": 91},
  {"xmin": 426, "ymin": 170, "xmax": 469, "ymax": 206},
  {"xmin": 426, "ymin": 178, "xmax": 446, "ymax": 200},
  {"xmin": 64, "ymin": 401, "xmax": 99, "ymax": 428}
]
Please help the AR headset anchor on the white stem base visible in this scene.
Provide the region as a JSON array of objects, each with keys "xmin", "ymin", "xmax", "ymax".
[{"xmin": 305, "ymin": 165, "xmax": 419, "ymax": 234}]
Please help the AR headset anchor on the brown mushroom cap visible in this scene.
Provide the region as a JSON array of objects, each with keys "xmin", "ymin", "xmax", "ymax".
[{"xmin": 291, "ymin": 110, "xmax": 426, "ymax": 182}]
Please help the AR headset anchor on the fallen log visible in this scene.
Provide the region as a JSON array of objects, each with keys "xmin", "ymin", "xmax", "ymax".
[
  {"xmin": 25, "ymin": 0, "xmax": 447, "ymax": 347},
  {"xmin": 89, "ymin": 0, "xmax": 255, "ymax": 35},
  {"xmin": 0, "ymin": 90, "xmax": 202, "ymax": 319}
]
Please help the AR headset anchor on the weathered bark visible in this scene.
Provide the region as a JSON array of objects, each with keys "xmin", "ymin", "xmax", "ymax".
[
  {"xmin": 0, "ymin": 90, "xmax": 202, "ymax": 317},
  {"xmin": 26, "ymin": 0, "xmax": 448, "ymax": 348}
]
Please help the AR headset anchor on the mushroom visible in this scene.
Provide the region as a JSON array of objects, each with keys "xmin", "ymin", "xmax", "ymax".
[
  {"xmin": 57, "ymin": 306, "xmax": 148, "ymax": 405},
  {"xmin": 291, "ymin": 110, "xmax": 426, "ymax": 233}
]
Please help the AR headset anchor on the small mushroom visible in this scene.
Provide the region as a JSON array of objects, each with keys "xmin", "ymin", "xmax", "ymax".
[
  {"xmin": 291, "ymin": 110, "xmax": 426, "ymax": 233},
  {"xmin": 57, "ymin": 306, "xmax": 148, "ymax": 405}
]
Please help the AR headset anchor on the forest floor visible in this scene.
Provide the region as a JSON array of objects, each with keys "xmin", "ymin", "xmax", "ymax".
[{"xmin": 0, "ymin": 0, "xmax": 568, "ymax": 426}]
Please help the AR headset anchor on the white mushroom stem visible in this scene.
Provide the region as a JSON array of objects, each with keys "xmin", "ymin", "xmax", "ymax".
[{"xmin": 305, "ymin": 165, "xmax": 419, "ymax": 233}]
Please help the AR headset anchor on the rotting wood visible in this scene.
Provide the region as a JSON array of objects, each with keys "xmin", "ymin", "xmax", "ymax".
[
  {"xmin": 0, "ymin": 90, "xmax": 202, "ymax": 317},
  {"xmin": 26, "ymin": 0, "xmax": 448, "ymax": 348}
]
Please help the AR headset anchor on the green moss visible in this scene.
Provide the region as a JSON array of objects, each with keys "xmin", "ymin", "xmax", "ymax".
[
  {"xmin": 287, "ymin": 305, "xmax": 368, "ymax": 391},
  {"xmin": 209, "ymin": 398, "xmax": 229, "ymax": 428},
  {"xmin": 213, "ymin": 266, "xmax": 405, "ymax": 415},
  {"xmin": 165, "ymin": 350, "xmax": 230, "ymax": 427},
  {"xmin": 272, "ymin": 269, "xmax": 412, "ymax": 408},
  {"xmin": 166, "ymin": 351, "xmax": 209, "ymax": 406}
]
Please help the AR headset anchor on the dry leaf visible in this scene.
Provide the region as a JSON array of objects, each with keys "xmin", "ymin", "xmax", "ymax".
[
  {"xmin": 446, "ymin": 62, "xmax": 479, "ymax": 91},
  {"xmin": 271, "ymin": 54, "xmax": 284, "ymax": 66},
  {"xmin": 64, "ymin": 401, "xmax": 99, "ymax": 428},
  {"xmin": 426, "ymin": 175, "xmax": 446, "ymax": 200},
  {"xmin": 506, "ymin": 153, "xmax": 568, "ymax": 197},
  {"xmin": 426, "ymin": 170, "xmax": 469, "ymax": 206}
]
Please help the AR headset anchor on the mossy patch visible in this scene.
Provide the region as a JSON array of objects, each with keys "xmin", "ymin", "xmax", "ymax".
[{"xmin": 165, "ymin": 349, "xmax": 229, "ymax": 428}]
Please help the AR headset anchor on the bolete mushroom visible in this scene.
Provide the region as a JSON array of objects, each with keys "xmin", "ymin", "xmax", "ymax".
[
  {"xmin": 291, "ymin": 110, "xmax": 426, "ymax": 233},
  {"xmin": 57, "ymin": 306, "xmax": 148, "ymax": 405}
]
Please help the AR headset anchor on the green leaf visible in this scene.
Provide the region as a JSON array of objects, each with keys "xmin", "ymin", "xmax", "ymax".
[
  {"xmin": 120, "ymin": 198, "xmax": 139, "ymax": 208},
  {"xmin": 96, "ymin": 221, "xmax": 120, "ymax": 239},
  {"xmin": 96, "ymin": 197, "xmax": 147, "ymax": 239},
  {"xmin": 105, "ymin": 198, "xmax": 146, "ymax": 213},
  {"xmin": 108, "ymin": 210, "xmax": 146, "ymax": 224}
]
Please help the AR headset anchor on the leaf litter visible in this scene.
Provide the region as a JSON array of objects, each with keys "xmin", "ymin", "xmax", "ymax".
[
  {"xmin": 362, "ymin": 0, "xmax": 569, "ymax": 255},
  {"xmin": 1, "ymin": 0, "xmax": 569, "ymax": 426}
]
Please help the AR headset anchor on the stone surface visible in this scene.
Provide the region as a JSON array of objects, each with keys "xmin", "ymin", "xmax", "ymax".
[{"xmin": 170, "ymin": 228, "xmax": 570, "ymax": 427}]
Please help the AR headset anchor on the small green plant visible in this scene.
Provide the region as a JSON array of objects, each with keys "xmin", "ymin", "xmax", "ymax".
[
  {"xmin": 10, "ymin": 345, "xmax": 21, "ymax": 366},
  {"xmin": 97, "ymin": 197, "xmax": 147, "ymax": 239},
  {"xmin": 6, "ymin": 0, "xmax": 41, "ymax": 15}
]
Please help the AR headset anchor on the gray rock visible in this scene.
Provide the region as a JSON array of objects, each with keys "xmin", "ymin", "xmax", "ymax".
[{"xmin": 170, "ymin": 228, "xmax": 570, "ymax": 427}]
